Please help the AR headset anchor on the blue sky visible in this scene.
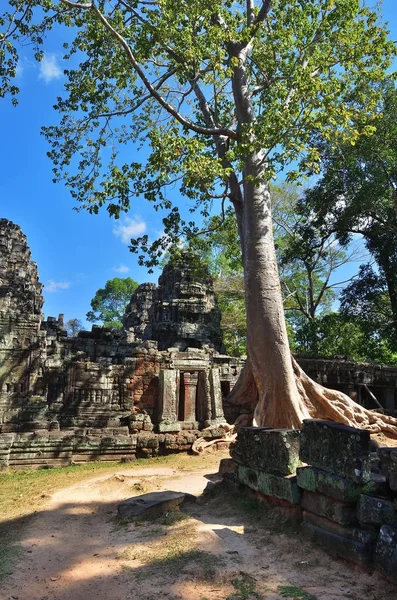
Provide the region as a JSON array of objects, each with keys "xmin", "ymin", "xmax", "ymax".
[{"xmin": 1, "ymin": 1, "xmax": 396, "ymax": 329}]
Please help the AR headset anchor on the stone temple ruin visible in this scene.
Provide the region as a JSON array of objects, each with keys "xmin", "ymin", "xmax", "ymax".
[
  {"xmin": 0, "ymin": 219, "xmax": 244, "ymax": 468},
  {"xmin": 3, "ymin": 218, "xmax": 397, "ymax": 583},
  {"xmin": 1, "ymin": 218, "xmax": 397, "ymax": 469}
]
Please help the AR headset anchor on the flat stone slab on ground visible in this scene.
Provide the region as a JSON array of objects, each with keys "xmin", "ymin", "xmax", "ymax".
[
  {"xmin": 118, "ymin": 490, "xmax": 195, "ymax": 520},
  {"xmin": 375, "ymin": 524, "xmax": 397, "ymax": 583},
  {"xmin": 232, "ymin": 427, "xmax": 301, "ymax": 476},
  {"xmin": 300, "ymin": 419, "xmax": 371, "ymax": 484}
]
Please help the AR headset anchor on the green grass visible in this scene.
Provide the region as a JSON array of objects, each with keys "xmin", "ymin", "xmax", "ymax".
[
  {"xmin": 229, "ymin": 573, "xmax": 261, "ymax": 599},
  {"xmin": 278, "ymin": 585, "xmax": 318, "ymax": 600},
  {"xmin": 0, "ymin": 451, "xmax": 224, "ymax": 525}
]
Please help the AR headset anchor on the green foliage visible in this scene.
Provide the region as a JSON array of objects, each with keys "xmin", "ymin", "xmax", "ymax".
[
  {"xmin": 304, "ymin": 84, "xmax": 397, "ymax": 340},
  {"xmin": 294, "ymin": 313, "xmax": 397, "ymax": 365},
  {"xmin": 273, "ymin": 184, "xmax": 346, "ymax": 321},
  {"xmin": 86, "ymin": 277, "xmax": 138, "ymax": 329},
  {"xmin": 229, "ymin": 573, "xmax": 260, "ymax": 599},
  {"xmin": 278, "ymin": 585, "xmax": 317, "ymax": 600},
  {"xmin": 0, "ymin": 0, "xmax": 394, "ymax": 268}
]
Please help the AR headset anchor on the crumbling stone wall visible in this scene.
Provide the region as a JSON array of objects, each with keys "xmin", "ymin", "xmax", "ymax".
[
  {"xmin": 0, "ymin": 219, "xmax": 396, "ymax": 469},
  {"xmin": 231, "ymin": 419, "xmax": 397, "ymax": 583},
  {"xmin": 124, "ymin": 253, "xmax": 224, "ymax": 352}
]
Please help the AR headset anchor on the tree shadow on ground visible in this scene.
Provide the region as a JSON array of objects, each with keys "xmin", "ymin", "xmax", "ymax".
[{"xmin": 0, "ymin": 478, "xmax": 395, "ymax": 600}]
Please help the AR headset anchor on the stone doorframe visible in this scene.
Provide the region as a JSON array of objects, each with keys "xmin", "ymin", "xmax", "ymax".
[{"xmin": 158, "ymin": 367, "xmax": 225, "ymax": 433}]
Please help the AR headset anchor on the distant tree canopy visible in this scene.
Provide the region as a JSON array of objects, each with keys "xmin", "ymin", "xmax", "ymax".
[
  {"xmin": 87, "ymin": 277, "xmax": 138, "ymax": 329},
  {"xmin": 65, "ymin": 318, "xmax": 83, "ymax": 337}
]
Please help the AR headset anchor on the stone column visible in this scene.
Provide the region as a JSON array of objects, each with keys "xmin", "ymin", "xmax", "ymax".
[
  {"xmin": 182, "ymin": 372, "xmax": 198, "ymax": 422},
  {"xmin": 208, "ymin": 368, "xmax": 225, "ymax": 424},
  {"xmin": 158, "ymin": 369, "xmax": 181, "ymax": 432}
]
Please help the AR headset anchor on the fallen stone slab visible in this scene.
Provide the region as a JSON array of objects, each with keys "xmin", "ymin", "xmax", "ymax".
[
  {"xmin": 375, "ymin": 524, "xmax": 397, "ymax": 583},
  {"xmin": 231, "ymin": 427, "xmax": 301, "ymax": 476},
  {"xmin": 238, "ymin": 465, "xmax": 301, "ymax": 504},
  {"xmin": 117, "ymin": 491, "xmax": 195, "ymax": 520},
  {"xmin": 357, "ymin": 494, "xmax": 397, "ymax": 527},
  {"xmin": 301, "ymin": 490, "xmax": 357, "ymax": 526},
  {"xmin": 300, "ymin": 420, "xmax": 371, "ymax": 484},
  {"xmin": 296, "ymin": 465, "xmax": 362, "ymax": 502}
]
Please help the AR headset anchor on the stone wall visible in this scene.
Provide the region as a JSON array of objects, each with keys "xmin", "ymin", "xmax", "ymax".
[
  {"xmin": 1, "ymin": 218, "xmax": 397, "ymax": 469},
  {"xmin": 230, "ymin": 420, "xmax": 397, "ymax": 583}
]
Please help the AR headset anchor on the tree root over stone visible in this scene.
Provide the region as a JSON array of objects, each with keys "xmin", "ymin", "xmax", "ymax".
[{"xmin": 227, "ymin": 357, "xmax": 397, "ymax": 438}]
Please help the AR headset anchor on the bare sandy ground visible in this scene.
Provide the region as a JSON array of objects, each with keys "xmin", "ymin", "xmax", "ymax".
[{"xmin": 2, "ymin": 462, "xmax": 396, "ymax": 600}]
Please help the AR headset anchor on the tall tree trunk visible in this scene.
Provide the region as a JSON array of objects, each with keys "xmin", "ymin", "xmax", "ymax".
[
  {"xmin": 229, "ymin": 150, "xmax": 397, "ymax": 437},
  {"xmin": 241, "ymin": 151, "xmax": 311, "ymax": 428}
]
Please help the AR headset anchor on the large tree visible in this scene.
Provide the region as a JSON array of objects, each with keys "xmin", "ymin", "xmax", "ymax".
[
  {"xmin": 2, "ymin": 0, "xmax": 397, "ymax": 433},
  {"xmin": 305, "ymin": 85, "xmax": 397, "ymax": 343},
  {"xmin": 87, "ymin": 277, "xmax": 138, "ymax": 328}
]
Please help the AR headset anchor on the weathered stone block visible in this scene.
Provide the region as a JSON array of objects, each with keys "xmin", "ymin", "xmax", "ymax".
[
  {"xmin": 158, "ymin": 422, "xmax": 181, "ymax": 433},
  {"xmin": 390, "ymin": 471, "xmax": 397, "ymax": 492},
  {"xmin": 357, "ymin": 494, "xmax": 397, "ymax": 527},
  {"xmin": 302, "ymin": 510, "xmax": 376, "ymax": 545},
  {"xmin": 377, "ymin": 447, "xmax": 397, "ymax": 474},
  {"xmin": 377, "ymin": 448, "xmax": 397, "ymax": 491},
  {"xmin": 296, "ymin": 465, "xmax": 362, "ymax": 502},
  {"xmin": 300, "ymin": 419, "xmax": 371, "ymax": 483},
  {"xmin": 301, "ymin": 490, "xmax": 357, "ymax": 525},
  {"xmin": 375, "ymin": 524, "xmax": 397, "ymax": 583},
  {"xmin": 238, "ymin": 465, "xmax": 301, "ymax": 504},
  {"xmin": 302, "ymin": 522, "xmax": 374, "ymax": 566},
  {"xmin": 232, "ymin": 427, "xmax": 301, "ymax": 476}
]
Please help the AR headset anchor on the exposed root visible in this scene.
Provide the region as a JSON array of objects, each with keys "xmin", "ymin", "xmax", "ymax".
[
  {"xmin": 191, "ymin": 433, "xmax": 237, "ymax": 454},
  {"xmin": 227, "ymin": 356, "xmax": 397, "ymax": 438},
  {"xmin": 292, "ymin": 357, "xmax": 397, "ymax": 437}
]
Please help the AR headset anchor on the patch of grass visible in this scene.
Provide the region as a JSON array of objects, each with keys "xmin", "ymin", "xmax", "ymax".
[
  {"xmin": 142, "ymin": 507, "xmax": 190, "ymax": 527},
  {"xmin": 0, "ymin": 451, "xmax": 227, "ymax": 526},
  {"xmin": 228, "ymin": 573, "xmax": 261, "ymax": 599},
  {"xmin": 278, "ymin": 585, "xmax": 318, "ymax": 600}
]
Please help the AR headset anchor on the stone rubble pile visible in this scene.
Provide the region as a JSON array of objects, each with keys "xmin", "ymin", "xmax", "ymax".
[{"xmin": 231, "ymin": 419, "xmax": 397, "ymax": 584}]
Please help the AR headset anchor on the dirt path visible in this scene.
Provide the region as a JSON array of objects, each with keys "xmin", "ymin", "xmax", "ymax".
[{"xmin": 2, "ymin": 463, "xmax": 395, "ymax": 600}]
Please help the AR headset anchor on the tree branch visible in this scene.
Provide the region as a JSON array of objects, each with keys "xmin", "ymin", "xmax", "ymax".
[{"xmin": 59, "ymin": 0, "xmax": 238, "ymax": 140}]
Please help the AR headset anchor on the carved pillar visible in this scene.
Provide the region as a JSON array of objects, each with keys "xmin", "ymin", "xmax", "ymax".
[
  {"xmin": 158, "ymin": 369, "xmax": 181, "ymax": 432},
  {"xmin": 208, "ymin": 368, "xmax": 225, "ymax": 424},
  {"xmin": 182, "ymin": 372, "xmax": 198, "ymax": 422}
]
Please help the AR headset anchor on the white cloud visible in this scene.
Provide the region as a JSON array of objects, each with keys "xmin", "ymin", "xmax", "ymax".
[
  {"xmin": 113, "ymin": 264, "xmax": 130, "ymax": 273},
  {"xmin": 45, "ymin": 280, "xmax": 71, "ymax": 293},
  {"xmin": 113, "ymin": 216, "xmax": 146, "ymax": 244},
  {"xmin": 39, "ymin": 54, "xmax": 62, "ymax": 83}
]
